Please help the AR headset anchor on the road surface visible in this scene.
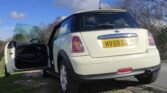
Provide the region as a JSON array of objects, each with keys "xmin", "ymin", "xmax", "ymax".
[
  {"xmin": 17, "ymin": 62, "xmax": 167, "ymax": 93},
  {"xmin": 151, "ymin": 63, "xmax": 167, "ymax": 91}
]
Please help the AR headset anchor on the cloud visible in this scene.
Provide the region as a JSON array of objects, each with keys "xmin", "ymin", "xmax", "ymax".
[
  {"xmin": 55, "ymin": 0, "xmax": 110, "ymax": 12},
  {"xmin": 10, "ymin": 11, "xmax": 26, "ymax": 20}
]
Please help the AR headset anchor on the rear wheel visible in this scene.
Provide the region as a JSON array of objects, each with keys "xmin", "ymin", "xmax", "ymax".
[
  {"xmin": 59, "ymin": 60, "xmax": 79, "ymax": 93},
  {"xmin": 135, "ymin": 71, "xmax": 159, "ymax": 84}
]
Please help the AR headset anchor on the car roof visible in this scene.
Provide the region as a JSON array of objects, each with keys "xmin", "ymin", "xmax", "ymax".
[
  {"xmin": 75, "ymin": 9, "xmax": 127, "ymax": 15},
  {"xmin": 60, "ymin": 9, "xmax": 127, "ymax": 22},
  {"xmin": 49, "ymin": 9, "xmax": 127, "ymax": 44},
  {"xmin": 55, "ymin": 9, "xmax": 127, "ymax": 24}
]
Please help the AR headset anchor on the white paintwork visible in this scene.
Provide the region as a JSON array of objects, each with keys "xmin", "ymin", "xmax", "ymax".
[
  {"xmin": 4, "ymin": 42, "xmax": 16, "ymax": 73},
  {"xmin": 52, "ymin": 28, "xmax": 160, "ymax": 75},
  {"xmin": 75, "ymin": 9, "xmax": 126, "ymax": 14},
  {"xmin": 53, "ymin": 33, "xmax": 89, "ymax": 72},
  {"xmin": 69, "ymin": 48, "xmax": 160, "ymax": 75},
  {"xmin": 80, "ymin": 28, "xmax": 148, "ymax": 58},
  {"xmin": 4, "ymin": 42, "xmax": 50, "ymax": 74}
]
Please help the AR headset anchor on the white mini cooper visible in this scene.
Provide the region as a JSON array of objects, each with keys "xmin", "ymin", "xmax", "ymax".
[{"xmin": 5, "ymin": 9, "xmax": 161, "ymax": 93}]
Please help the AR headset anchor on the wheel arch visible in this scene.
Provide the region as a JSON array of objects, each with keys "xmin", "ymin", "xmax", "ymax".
[{"xmin": 57, "ymin": 50, "xmax": 74, "ymax": 73}]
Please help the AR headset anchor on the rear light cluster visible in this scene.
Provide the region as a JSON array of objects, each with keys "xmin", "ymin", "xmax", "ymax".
[
  {"xmin": 71, "ymin": 36, "xmax": 84, "ymax": 53},
  {"xmin": 148, "ymin": 32, "xmax": 155, "ymax": 46}
]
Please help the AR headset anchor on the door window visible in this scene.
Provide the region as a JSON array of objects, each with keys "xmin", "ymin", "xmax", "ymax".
[{"xmin": 13, "ymin": 24, "xmax": 44, "ymax": 43}]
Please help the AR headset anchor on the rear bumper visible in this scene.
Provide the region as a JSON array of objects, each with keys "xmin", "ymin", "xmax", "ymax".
[
  {"xmin": 70, "ymin": 48, "xmax": 160, "ymax": 76},
  {"xmin": 68, "ymin": 48, "xmax": 161, "ymax": 81},
  {"xmin": 71, "ymin": 64, "xmax": 161, "ymax": 81}
]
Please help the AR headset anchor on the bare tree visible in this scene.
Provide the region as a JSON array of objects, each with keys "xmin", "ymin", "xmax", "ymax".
[
  {"xmin": 40, "ymin": 19, "xmax": 62, "ymax": 44},
  {"xmin": 118, "ymin": 0, "xmax": 167, "ymax": 59},
  {"xmin": 40, "ymin": 23, "xmax": 55, "ymax": 44},
  {"xmin": 120, "ymin": 0, "xmax": 164, "ymax": 33}
]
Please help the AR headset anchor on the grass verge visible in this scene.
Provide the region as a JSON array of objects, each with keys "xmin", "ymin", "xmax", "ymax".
[
  {"xmin": 0, "ymin": 57, "xmax": 40, "ymax": 93},
  {"xmin": 0, "ymin": 57, "xmax": 5, "ymax": 77}
]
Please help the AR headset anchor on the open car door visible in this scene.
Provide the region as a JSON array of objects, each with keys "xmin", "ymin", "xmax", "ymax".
[{"xmin": 4, "ymin": 41, "xmax": 48, "ymax": 75}]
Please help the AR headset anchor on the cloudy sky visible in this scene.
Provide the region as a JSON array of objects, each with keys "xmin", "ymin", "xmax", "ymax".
[{"xmin": 0, "ymin": 0, "xmax": 120, "ymax": 40}]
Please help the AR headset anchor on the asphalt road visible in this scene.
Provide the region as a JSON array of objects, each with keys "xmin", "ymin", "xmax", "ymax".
[{"xmin": 151, "ymin": 63, "xmax": 167, "ymax": 90}]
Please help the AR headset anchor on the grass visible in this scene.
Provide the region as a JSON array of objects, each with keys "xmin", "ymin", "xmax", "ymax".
[
  {"xmin": 0, "ymin": 56, "xmax": 5, "ymax": 77},
  {"xmin": 0, "ymin": 57, "xmax": 40, "ymax": 93}
]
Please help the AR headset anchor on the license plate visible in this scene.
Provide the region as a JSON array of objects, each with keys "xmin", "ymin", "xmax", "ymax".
[{"xmin": 102, "ymin": 39, "xmax": 128, "ymax": 48}]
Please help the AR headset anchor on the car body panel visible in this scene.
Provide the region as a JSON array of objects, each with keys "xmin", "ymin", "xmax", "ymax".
[
  {"xmin": 4, "ymin": 42, "xmax": 16, "ymax": 73},
  {"xmin": 4, "ymin": 42, "xmax": 49, "ymax": 73},
  {"xmin": 69, "ymin": 48, "xmax": 160, "ymax": 75},
  {"xmin": 80, "ymin": 28, "xmax": 149, "ymax": 58}
]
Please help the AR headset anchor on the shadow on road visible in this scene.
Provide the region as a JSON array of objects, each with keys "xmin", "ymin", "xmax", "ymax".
[
  {"xmin": 39, "ymin": 76, "xmax": 140, "ymax": 93},
  {"xmin": 79, "ymin": 78, "xmax": 140, "ymax": 93},
  {"xmin": 42, "ymin": 75, "xmax": 141, "ymax": 93}
]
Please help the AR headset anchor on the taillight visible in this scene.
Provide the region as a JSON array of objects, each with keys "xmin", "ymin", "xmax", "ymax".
[
  {"xmin": 71, "ymin": 36, "xmax": 84, "ymax": 53},
  {"xmin": 148, "ymin": 32, "xmax": 155, "ymax": 46}
]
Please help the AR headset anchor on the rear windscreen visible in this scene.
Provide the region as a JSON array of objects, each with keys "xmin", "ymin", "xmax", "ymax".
[{"xmin": 82, "ymin": 12, "xmax": 139, "ymax": 31}]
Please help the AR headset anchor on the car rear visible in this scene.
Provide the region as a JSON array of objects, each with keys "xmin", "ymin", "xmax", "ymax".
[{"xmin": 68, "ymin": 10, "xmax": 161, "ymax": 80}]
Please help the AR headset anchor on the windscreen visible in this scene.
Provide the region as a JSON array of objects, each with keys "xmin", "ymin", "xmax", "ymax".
[{"xmin": 82, "ymin": 12, "xmax": 139, "ymax": 31}]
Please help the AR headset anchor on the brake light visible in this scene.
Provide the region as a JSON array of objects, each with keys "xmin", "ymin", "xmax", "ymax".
[
  {"xmin": 71, "ymin": 36, "xmax": 84, "ymax": 53},
  {"xmin": 117, "ymin": 67, "xmax": 132, "ymax": 74},
  {"xmin": 148, "ymin": 32, "xmax": 155, "ymax": 46}
]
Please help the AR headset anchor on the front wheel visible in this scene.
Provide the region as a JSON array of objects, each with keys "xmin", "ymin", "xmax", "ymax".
[
  {"xmin": 59, "ymin": 61, "xmax": 79, "ymax": 93},
  {"xmin": 135, "ymin": 71, "xmax": 159, "ymax": 84}
]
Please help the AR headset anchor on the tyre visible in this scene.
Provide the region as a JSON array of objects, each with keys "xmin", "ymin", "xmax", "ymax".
[
  {"xmin": 135, "ymin": 71, "xmax": 159, "ymax": 84},
  {"xmin": 59, "ymin": 60, "xmax": 79, "ymax": 93},
  {"xmin": 4, "ymin": 65, "xmax": 10, "ymax": 77}
]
